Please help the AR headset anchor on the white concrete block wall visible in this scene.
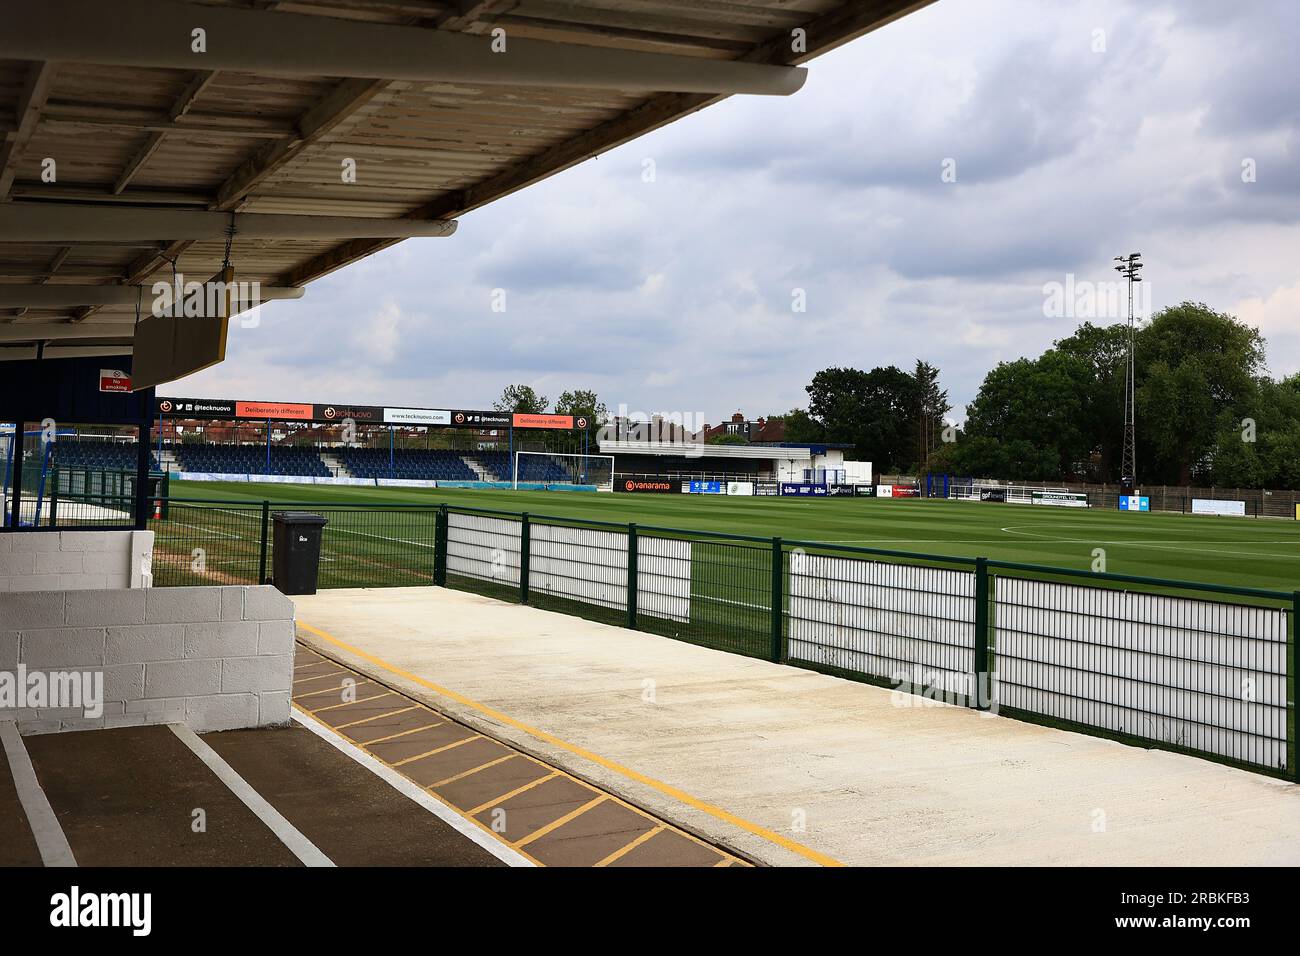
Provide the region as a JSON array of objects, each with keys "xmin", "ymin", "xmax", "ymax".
[
  {"xmin": 0, "ymin": 530, "xmax": 153, "ymax": 592},
  {"xmin": 0, "ymin": 585, "xmax": 295, "ymax": 734}
]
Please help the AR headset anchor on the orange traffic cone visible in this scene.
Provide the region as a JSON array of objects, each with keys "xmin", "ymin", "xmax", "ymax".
[{"xmin": 152, "ymin": 499, "xmax": 163, "ymax": 520}]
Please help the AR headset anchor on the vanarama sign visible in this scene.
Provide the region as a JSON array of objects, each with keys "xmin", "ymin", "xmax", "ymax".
[{"xmin": 618, "ymin": 478, "xmax": 680, "ymax": 494}]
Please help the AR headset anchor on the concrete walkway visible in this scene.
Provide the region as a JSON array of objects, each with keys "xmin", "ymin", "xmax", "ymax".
[{"xmin": 293, "ymin": 587, "xmax": 1300, "ymax": 867}]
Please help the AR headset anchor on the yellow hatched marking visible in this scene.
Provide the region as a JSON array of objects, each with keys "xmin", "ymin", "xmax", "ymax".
[
  {"xmin": 595, "ymin": 825, "xmax": 664, "ymax": 867},
  {"xmin": 515, "ymin": 795, "xmax": 607, "ymax": 848},
  {"xmin": 292, "ymin": 670, "xmax": 349, "ymax": 686},
  {"xmin": 392, "ymin": 734, "xmax": 480, "ymax": 767},
  {"xmin": 362, "ymin": 722, "xmax": 443, "ymax": 748},
  {"xmin": 335, "ymin": 705, "xmax": 420, "ymax": 731},
  {"xmin": 307, "ymin": 692, "xmax": 394, "ymax": 714},
  {"xmin": 294, "ymin": 681, "xmax": 382, "ymax": 705},
  {"xmin": 466, "ymin": 770, "xmax": 559, "ymax": 817},
  {"xmin": 428, "ymin": 753, "xmax": 516, "ymax": 789}
]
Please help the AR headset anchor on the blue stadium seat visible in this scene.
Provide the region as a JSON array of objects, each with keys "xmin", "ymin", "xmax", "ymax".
[
  {"xmin": 334, "ymin": 448, "xmax": 477, "ymax": 481},
  {"xmin": 171, "ymin": 444, "xmax": 330, "ymax": 478},
  {"xmin": 51, "ymin": 440, "xmax": 160, "ymax": 472}
]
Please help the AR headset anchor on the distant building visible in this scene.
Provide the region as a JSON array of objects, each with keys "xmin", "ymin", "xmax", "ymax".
[{"xmin": 703, "ymin": 412, "xmax": 786, "ymax": 444}]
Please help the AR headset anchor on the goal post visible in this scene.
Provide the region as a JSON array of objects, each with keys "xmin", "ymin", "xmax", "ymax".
[{"xmin": 513, "ymin": 451, "xmax": 614, "ymax": 491}]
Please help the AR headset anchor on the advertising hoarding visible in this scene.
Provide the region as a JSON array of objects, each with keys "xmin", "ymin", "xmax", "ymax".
[
  {"xmin": 1032, "ymin": 491, "xmax": 1088, "ymax": 508},
  {"xmin": 1118, "ymin": 495, "xmax": 1150, "ymax": 512},
  {"xmin": 617, "ymin": 478, "xmax": 680, "ymax": 494},
  {"xmin": 979, "ymin": 488, "xmax": 1007, "ymax": 502},
  {"xmin": 383, "ymin": 407, "xmax": 451, "ymax": 426},
  {"xmin": 780, "ymin": 483, "xmax": 828, "ymax": 496},
  {"xmin": 689, "ymin": 480, "xmax": 724, "ymax": 494},
  {"xmin": 1191, "ymin": 498, "xmax": 1246, "ymax": 517},
  {"xmin": 512, "ymin": 413, "xmax": 574, "ymax": 430}
]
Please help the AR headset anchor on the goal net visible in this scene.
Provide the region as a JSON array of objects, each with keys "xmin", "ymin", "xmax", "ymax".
[{"xmin": 513, "ymin": 452, "xmax": 614, "ymax": 491}]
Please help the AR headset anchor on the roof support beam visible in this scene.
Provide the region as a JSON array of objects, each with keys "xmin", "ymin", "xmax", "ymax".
[
  {"xmin": 0, "ymin": 203, "xmax": 457, "ymax": 241},
  {"xmin": 0, "ymin": 322, "xmax": 133, "ymax": 343},
  {"xmin": 0, "ymin": 285, "xmax": 305, "ymax": 309},
  {"xmin": 0, "ymin": 345, "xmax": 133, "ymax": 362},
  {"xmin": 113, "ymin": 71, "xmax": 216, "ymax": 195},
  {"xmin": 0, "ymin": 63, "xmax": 56, "ymax": 201},
  {"xmin": 3, "ymin": 0, "xmax": 806, "ymax": 96},
  {"xmin": 213, "ymin": 78, "xmax": 393, "ymax": 211}
]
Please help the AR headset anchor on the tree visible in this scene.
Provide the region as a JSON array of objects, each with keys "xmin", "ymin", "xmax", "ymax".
[
  {"xmin": 781, "ymin": 408, "xmax": 824, "ymax": 444},
  {"xmin": 953, "ymin": 351, "xmax": 1093, "ymax": 480},
  {"xmin": 1134, "ymin": 302, "xmax": 1265, "ymax": 484},
  {"xmin": 494, "ymin": 384, "xmax": 548, "ymax": 415},
  {"xmin": 708, "ymin": 433, "xmax": 749, "ymax": 445},
  {"xmin": 804, "ymin": 365, "xmax": 920, "ymax": 472},
  {"xmin": 1205, "ymin": 375, "xmax": 1300, "ymax": 488},
  {"xmin": 911, "ymin": 360, "xmax": 951, "ymax": 472},
  {"xmin": 553, "ymin": 389, "xmax": 608, "ymax": 425},
  {"xmin": 1053, "ymin": 322, "xmax": 1129, "ymax": 480}
]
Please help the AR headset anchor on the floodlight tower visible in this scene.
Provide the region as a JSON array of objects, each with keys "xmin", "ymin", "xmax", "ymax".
[{"xmin": 1113, "ymin": 252, "xmax": 1143, "ymax": 494}]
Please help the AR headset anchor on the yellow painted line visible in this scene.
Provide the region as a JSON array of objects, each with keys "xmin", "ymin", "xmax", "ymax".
[
  {"xmin": 515, "ymin": 795, "xmax": 607, "ymax": 848},
  {"xmin": 299, "ymin": 620, "xmax": 841, "ymax": 867},
  {"xmin": 429, "ymin": 753, "xmax": 516, "ymax": 789},
  {"xmin": 362, "ymin": 722, "xmax": 443, "ymax": 748},
  {"xmin": 334, "ymin": 705, "xmax": 420, "ymax": 731},
  {"xmin": 595, "ymin": 825, "xmax": 664, "ymax": 867},
  {"xmin": 466, "ymin": 770, "xmax": 559, "ymax": 817},
  {"xmin": 714, "ymin": 859, "xmax": 733, "ymax": 868},
  {"xmin": 294, "ymin": 680, "xmax": 384, "ymax": 705},
  {"xmin": 293, "ymin": 660, "xmax": 334, "ymax": 672},
  {"xmin": 306, "ymin": 691, "xmax": 395, "ymax": 715},
  {"xmin": 292, "ymin": 670, "xmax": 349, "ymax": 686},
  {"xmin": 392, "ymin": 734, "xmax": 480, "ymax": 767}
]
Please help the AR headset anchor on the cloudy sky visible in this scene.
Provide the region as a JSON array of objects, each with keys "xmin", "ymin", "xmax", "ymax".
[{"xmin": 169, "ymin": 0, "xmax": 1300, "ymax": 426}]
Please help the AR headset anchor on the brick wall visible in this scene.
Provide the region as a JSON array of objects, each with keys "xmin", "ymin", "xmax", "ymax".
[
  {"xmin": 0, "ymin": 584, "xmax": 295, "ymax": 734},
  {"xmin": 0, "ymin": 530, "xmax": 153, "ymax": 591}
]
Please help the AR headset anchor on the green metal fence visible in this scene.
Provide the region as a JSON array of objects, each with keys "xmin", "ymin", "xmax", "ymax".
[{"xmin": 150, "ymin": 497, "xmax": 1297, "ymax": 781}]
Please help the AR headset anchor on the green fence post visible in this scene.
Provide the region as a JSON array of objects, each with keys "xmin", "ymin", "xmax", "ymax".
[
  {"xmin": 973, "ymin": 557, "xmax": 990, "ymax": 710},
  {"xmin": 258, "ymin": 500, "xmax": 270, "ymax": 584},
  {"xmin": 626, "ymin": 524, "xmax": 638, "ymax": 630},
  {"xmin": 519, "ymin": 513, "xmax": 530, "ymax": 603},
  {"xmin": 433, "ymin": 505, "xmax": 448, "ymax": 586},
  {"xmin": 770, "ymin": 537, "xmax": 783, "ymax": 663}
]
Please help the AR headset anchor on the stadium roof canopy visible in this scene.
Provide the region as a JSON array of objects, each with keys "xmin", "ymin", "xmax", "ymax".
[{"xmin": 0, "ymin": 0, "xmax": 932, "ymax": 367}]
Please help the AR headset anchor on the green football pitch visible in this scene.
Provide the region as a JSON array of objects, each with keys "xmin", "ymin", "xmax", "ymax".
[{"xmin": 167, "ymin": 479, "xmax": 1300, "ymax": 593}]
